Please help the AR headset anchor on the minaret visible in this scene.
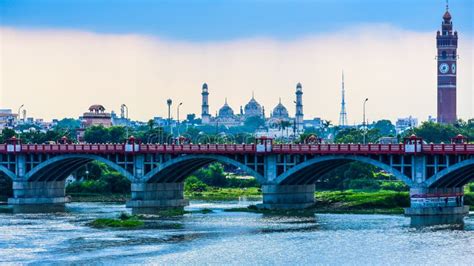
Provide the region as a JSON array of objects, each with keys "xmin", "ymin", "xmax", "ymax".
[
  {"xmin": 201, "ymin": 83, "xmax": 210, "ymax": 124},
  {"xmin": 338, "ymin": 71, "xmax": 348, "ymax": 127},
  {"xmin": 437, "ymin": 1, "xmax": 458, "ymax": 123},
  {"xmin": 295, "ymin": 82, "xmax": 304, "ymax": 131}
]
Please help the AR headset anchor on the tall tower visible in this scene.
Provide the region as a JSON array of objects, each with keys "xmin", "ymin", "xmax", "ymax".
[
  {"xmin": 295, "ymin": 82, "xmax": 304, "ymax": 131},
  {"xmin": 338, "ymin": 71, "xmax": 348, "ymax": 127},
  {"xmin": 201, "ymin": 83, "xmax": 211, "ymax": 124},
  {"xmin": 437, "ymin": 2, "xmax": 458, "ymax": 124}
]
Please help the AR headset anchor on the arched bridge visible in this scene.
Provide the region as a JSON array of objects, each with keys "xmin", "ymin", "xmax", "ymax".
[{"xmin": 1, "ymin": 139, "xmax": 473, "ymax": 216}]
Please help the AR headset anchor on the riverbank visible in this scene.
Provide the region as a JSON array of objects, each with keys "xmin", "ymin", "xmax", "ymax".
[{"xmin": 58, "ymin": 189, "xmax": 474, "ymax": 214}]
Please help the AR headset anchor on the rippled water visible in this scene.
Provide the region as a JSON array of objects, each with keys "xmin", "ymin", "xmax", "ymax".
[{"xmin": 1, "ymin": 201, "xmax": 474, "ymax": 265}]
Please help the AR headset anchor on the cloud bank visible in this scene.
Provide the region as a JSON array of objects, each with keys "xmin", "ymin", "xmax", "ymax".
[{"xmin": 0, "ymin": 25, "xmax": 472, "ymax": 123}]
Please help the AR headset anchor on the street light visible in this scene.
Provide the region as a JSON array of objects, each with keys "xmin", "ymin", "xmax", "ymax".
[
  {"xmin": 121, "ymin": 104, "xmax": 129, "ymax": 139},
  {"xmin": 177, "ymin": 102, "xmax": 183, "ymax": 136},
  {"xmin": 363, "ymin": 98, "xmax": 369, "ymax": 144},
  {"xmin": 167, "ymin": 99, "xmax": 173, "ymax": 137}
]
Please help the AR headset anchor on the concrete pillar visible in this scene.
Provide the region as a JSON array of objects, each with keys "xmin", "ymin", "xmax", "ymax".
[
  {"xmin": 257, "ymin": 184, "xmax": 315, "ymax": 210},
  {"xmin": 404, "ymin": 187, "xmax": 469, "ymax": 216},
  {"xmin": 8, "ymin": 180, "xmax": 69, "ymax": 205},
  {"xmin": 126, "ymin": 182, "xmax": 189, "ymax": 213}
]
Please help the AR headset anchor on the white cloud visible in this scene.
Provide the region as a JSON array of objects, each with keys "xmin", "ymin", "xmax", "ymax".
[{"xmin": 0, "ymin": 25, "xmax": 472, "ymax": 123}]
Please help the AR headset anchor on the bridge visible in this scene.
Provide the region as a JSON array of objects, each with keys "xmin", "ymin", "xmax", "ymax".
[{"xmin": 0, "ymin": 135, "xmax": 472, "ymax": 216}]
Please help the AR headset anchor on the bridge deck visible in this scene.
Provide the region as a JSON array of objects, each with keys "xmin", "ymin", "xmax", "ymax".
[{"xmin": 1, "ymin": 143, "xmax": 474, "ymax": 155}]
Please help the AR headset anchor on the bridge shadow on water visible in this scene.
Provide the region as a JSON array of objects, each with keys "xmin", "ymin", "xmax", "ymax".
[{"xmin": 409, "ymin": 215, "xmax": 466, "ymax": 229}]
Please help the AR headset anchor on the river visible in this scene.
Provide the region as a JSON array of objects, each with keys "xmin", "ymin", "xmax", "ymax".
[{"xmin": 0, "ymin": 200, "xmax": 473, "ymax": 265}]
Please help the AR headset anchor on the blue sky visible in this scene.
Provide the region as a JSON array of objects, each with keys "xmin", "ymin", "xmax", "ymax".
[{"xmin": 1, "ymin": 0, "xmax": 473, "ymax": 41}]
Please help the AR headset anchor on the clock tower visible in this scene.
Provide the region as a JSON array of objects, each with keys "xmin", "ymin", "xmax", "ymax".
[{"xmin": 436, "ymin": 3, "xmax": 458, "ymax": 124}]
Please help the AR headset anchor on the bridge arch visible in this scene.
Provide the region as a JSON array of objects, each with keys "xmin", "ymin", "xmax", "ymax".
[
  {"xmin": 425, "ymin": 158, "xmax": 474, "ymax": 188},
  {"xmin": 0, "ymin": 165, "xmax": 16, "ymax": 181},
  {"xmin": 274, "ymin": 155, "xmax": 414, "ymax": 187},
  {"xmin": 142, "ymin": 154, "xmax": 265, "ymax": 184},
  {"xmin": 24, "ymin": 154, "xmax": 134, "ymax": 182}
]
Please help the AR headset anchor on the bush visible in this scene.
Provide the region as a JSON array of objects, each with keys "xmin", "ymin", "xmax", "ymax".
[
  {"xmin": 185, "ymin": 175, "xmax": 209, "ymax": 192},
  {"xmin": 225, "ymin": 177, "xmax": 259, "ymax": 188},
  {"xmin": 67, "ymin": 180, "xmax": 108, "ymax": 194},
  {"xmin": 464, "ymin": 193, "xmax": 474, "ymax": 205},
  {"xmin": 343, "ymin": 179, "xmax": 380, "ymax": 190},
  {"xmin": 380, "ymin": 181, "xmax": 409, "ymax": 192}
]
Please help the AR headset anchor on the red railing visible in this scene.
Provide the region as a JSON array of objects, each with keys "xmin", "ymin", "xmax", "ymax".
[{"xmin": 0, "ymin": 143, "xmax": 473, "ymax": 155}]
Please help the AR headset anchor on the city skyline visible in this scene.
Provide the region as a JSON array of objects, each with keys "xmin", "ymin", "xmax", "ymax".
[{"xmin": 1, "ymin": 0, "xmax": 473, "ymax": 123}]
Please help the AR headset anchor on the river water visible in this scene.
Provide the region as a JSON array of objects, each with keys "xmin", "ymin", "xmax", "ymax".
[{"xmin": 0, "ymin": 200, "xmax": 474, "ymax": 265}]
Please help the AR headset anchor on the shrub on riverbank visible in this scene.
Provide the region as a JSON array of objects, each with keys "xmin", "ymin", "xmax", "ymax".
[
  {"xmin": 315, "ymin": 190, "xmax": 410, "ymax": 209},
  {"xmin": 89, "ymin": 212, "xmax": 144, "ymax": 228}
]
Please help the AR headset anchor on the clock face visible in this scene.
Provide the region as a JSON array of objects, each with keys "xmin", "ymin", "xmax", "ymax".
[
  {"xmin": 439, "ymin": 63, "xmax": 449, "ymax": 74},
  {"xmin": 451, "ymin": 63, "xmax": 456, "ymax": 74}
]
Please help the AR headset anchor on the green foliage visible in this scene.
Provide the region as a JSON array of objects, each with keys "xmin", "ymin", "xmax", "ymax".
[
  {"xmin": 225, "ymin": 177, "xmax": 259, "ymax": 188},
  {"xmin": 244, "ymin": 116, "xmax": 266, "ymax": 130},
  {"xmin": 84, "ymin": 126, "xmax": 126, "ymax": 143},
  {"xmin": 334, "ymin": 128, "xmax": 381, "ymax": 144},
  {"xmin": 343, "ymin": 179, "xmax": 380, "ymax": 190},
  {"xmin": 0, "ymin": 128, "xmax": 16, "ymax": 143},
  {"xmin": 185, "ymin": 175, "xmax": 209, "ymax": 192},
  {"xmin": 89, "ymin": 213, "xmax": 144, "ymax": 228},
  {"xmin": 315, "ymin": 190, "xmax": 410, "ymax": 209},
  {"xmin": 407, "ymin": 121, "xmax": 459, "ymax": 143},
  {"xmin": 464, "ymin": 193, "xmax": 474, "ymax": 206},
  {"xmin": 372, "ymin": 119, "xmax": 396, "ymax": 136},
  {"xmin": 380, "ymin": 181, "xmax": 409, "ymax": 192},
  {"xmin": 56, "ymin": 118, "xmax": 81, "ymax": 130},
  {"xmin": 67, "ymin": 180, "xmax": 108, "ymax": 194},
  {"xmin": 194, "ymin": 163, "xmax": 228, "ymax": 187},
  {"xmin": 67, "ymin": 161, "xmax": 130, "ymax": 194}
]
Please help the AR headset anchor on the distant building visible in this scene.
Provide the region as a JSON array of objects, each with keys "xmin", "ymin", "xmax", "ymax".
[
  {"xmin": 200, "ymin": 82, "xmax": 304, "ymax": 131},
  {"xmin": 77, "ymin": 105, "xmax": 112, "ymax": 141},
  {"xmin": 304, "ymin": 118, "xmax": 323, "ymax": 129},
  {"xmin": 395, "ymin": 116, "xmax": 418, "ymax": 134},
  {"xmin": 0, "ymin": 109, "xmax": 18, "ymax": 129},
  {"xmin": 80, "ymin": 105, "xmax": 112, "ymax": 128}
]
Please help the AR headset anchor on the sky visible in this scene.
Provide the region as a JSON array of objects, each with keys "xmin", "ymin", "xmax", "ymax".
[{"xmin": 0, "ymin": 0, "xmax": 473, "ymax": 123}]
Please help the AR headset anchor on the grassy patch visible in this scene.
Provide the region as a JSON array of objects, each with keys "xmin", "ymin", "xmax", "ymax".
[
  {"xmin": 314, "ymin": 190, "xmax": 410, "ymax": 210},
  {"xmin": 89, "ymin": 213, "xmax": 144, "ymax": 229},
  {"xmin": 185, "ymin": 187, "xmax": 261, "ymax": 201}
]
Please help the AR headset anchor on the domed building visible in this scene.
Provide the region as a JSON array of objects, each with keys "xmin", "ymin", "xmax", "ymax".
[
  {"xmin": 271, "ymin": 99, "xmax": 289, "ymax": 119},
  {"xmin": 218, "ymin": 99, "xmax": 235, "ymax": 118},
  {"xmin": 244, "ymin": 94, "xmax": 263, "ymax": 119},
  {"xmin": 200, "ymin": 83, "xmax": 304, "ymax": 132}
]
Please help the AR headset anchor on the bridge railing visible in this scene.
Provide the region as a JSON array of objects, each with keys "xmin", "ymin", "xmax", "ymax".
[{"xmin": 1, "ymin": 143, "xmax": 474, "ymax": 155}]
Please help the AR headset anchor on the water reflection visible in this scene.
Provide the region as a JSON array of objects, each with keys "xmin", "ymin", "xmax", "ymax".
[
  {"xmin": 0, "ymin": 202, "xmax": 473, "ymax": 264},
  {"xmin": 410, "ymin": 215, "xmax": 466, "ymax": 228}
]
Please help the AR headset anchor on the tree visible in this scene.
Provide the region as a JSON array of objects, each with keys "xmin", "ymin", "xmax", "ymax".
[
  {"xmin": 0, "ymin": 128, "xmax": 16, "ymax": 143},
  {"xmin": 109, "ymin": 126, "xmax": 126, "ymax": 143},
  {"xmin": 84, "ymin": 126, "xmax": 110, "ymax": 143},
  {"xmin": 244, "ymin": 116, "xmax": 265, "ymax": 131},
  {"xmin": 408, "ymin": 122, "xmax": 458, "ymax": 143},
  {"xmin": 372, "ymin": 120, "xmax": 395, "ymax": 136}
]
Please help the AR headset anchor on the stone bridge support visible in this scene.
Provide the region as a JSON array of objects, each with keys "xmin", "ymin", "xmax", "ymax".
[
  {"xmin": 8, "ymin": 180, "xmax": 68, "ymax": 205},
  {"xmin": 126, "ymin": 182, "xmax": 188, "ymax": 213},
  {"xmin": 258, "ymin": 184, "xmax": 315, "ymax": 210},
  {"xmin": 405, "ymin": 187, "xmax": 469, "ymax": 216},
  {"xmin": 404, "ymin": 156, "xmax": 469, "ymax": 217}
]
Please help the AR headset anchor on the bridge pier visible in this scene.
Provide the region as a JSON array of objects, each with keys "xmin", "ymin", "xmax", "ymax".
[
  {"xmin": 257, "ymin": 184, "xmax": 315, "ymax": 210},
  {"xmin": 404, "ymin": 187, "xmax": 469, "ymax": 216},
  {"xmin": 126, "ymin": 182, "xmax": 189, "ymax": 214},
  {"xmin": 8, "ymin": 180, "xmax": 69, "ymax": 205}
]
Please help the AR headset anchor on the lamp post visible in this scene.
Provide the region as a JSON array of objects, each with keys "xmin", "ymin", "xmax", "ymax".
[
  {"xmin": 121, "ymin": 104, "xmax": 129, "ymax": 139},
  {"xmin": 363, "ymin": 98, "xmax": 369, "ymax": 144},
  {"xmin": 17, "ymin": 104, "xmax": 24, "ymax": 124},
  {"xmin": 176, "ymin": 102, "xmax": 183, "ymax": 136},
  {"xmin": 167, "ymin": 99, "xmax": 173, "ymax": 137}
]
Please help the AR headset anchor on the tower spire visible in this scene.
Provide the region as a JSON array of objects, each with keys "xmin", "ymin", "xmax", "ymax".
[
  {"xmin": 446, "ymin": 0, "xmax": 449, "ymax": 11},
  {"xmin": 339, "ymin": 70, "xmax": 348, "ymax": 127}
]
